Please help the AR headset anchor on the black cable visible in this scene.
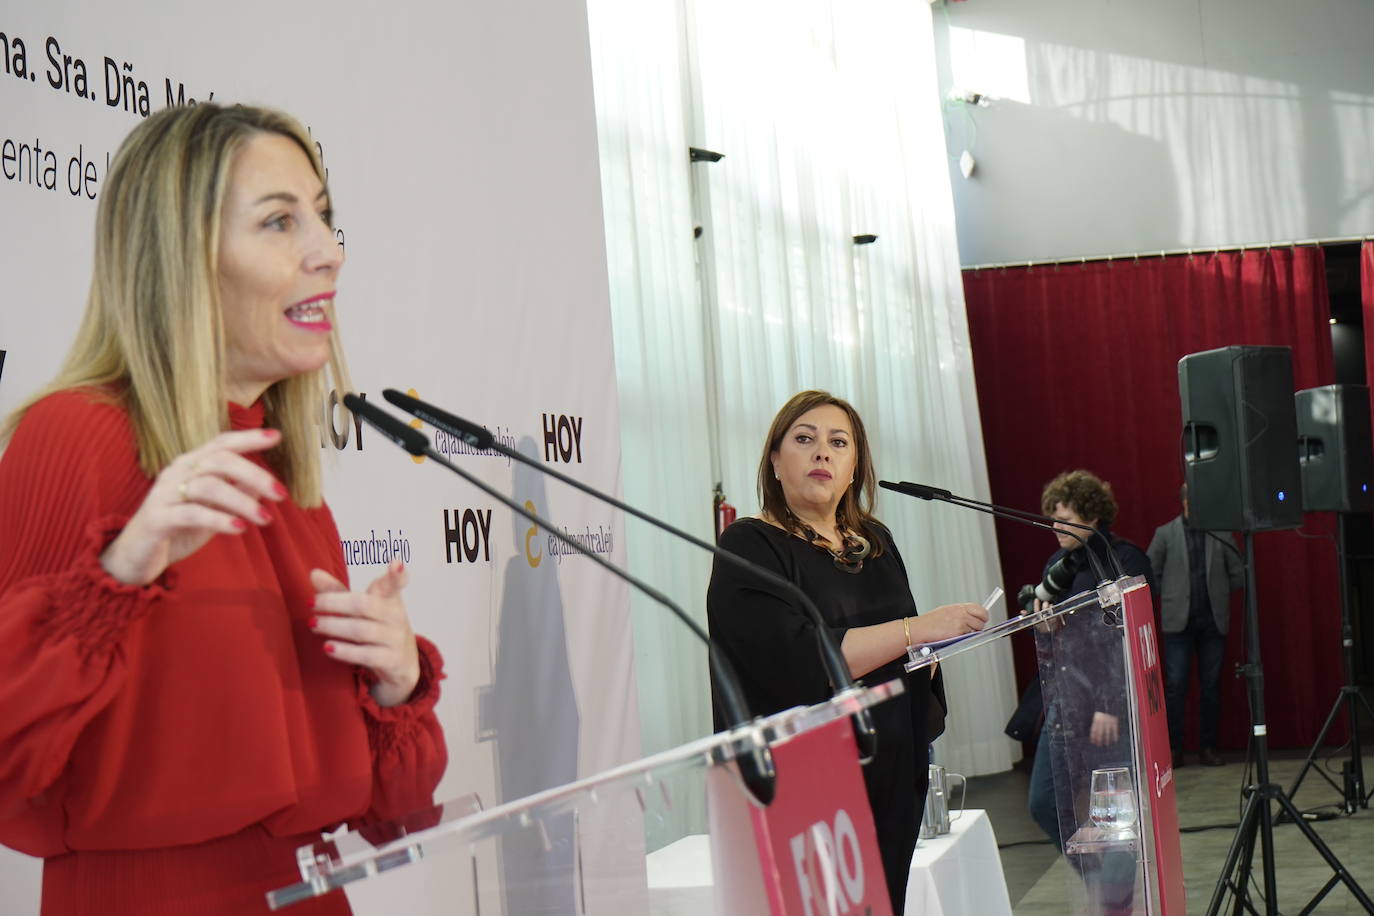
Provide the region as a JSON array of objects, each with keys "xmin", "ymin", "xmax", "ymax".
[
  {"xmin": 1248, "ymin": 875, "xmax": 1284, "ymax": 916},
  {"xmin": 1323, "ymin": 740, "xmax": 1353, "ymax": 773},
  {"xmin": 1239, "ymin": 734, "xmax": 1254, "ymax": 823},
  {"xmin": 1180, "ymin": 821, "xmax": 1241, "ymax": 833},
  {"xmin": 1204, "ymin": 529, "xmax": 1246, "ymax": 561},
  {"xmin": 1177, "ymin": 427, "xmax": 1190, "ymax": 490},
  {"xmin": 1285, "ymin": 526, "xmax": 1374, "ymax": 564}
]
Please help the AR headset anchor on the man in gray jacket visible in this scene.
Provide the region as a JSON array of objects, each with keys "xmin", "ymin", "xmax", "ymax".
[{"xmin": 1147, "ymin": 484, "xmax": 1245, "ymax": 767}]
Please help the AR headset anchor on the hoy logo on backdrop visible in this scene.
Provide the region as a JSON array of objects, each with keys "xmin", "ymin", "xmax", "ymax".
[
  {"xmin": 542, "ymin": 413, "xmax": 583, "ymax": 464},
  {"xmin": 443, "ymin": 508, "xmax": 493, "ymax": 564},
  {"xmin": 789, "ymin": 809, "xmax": 868, "ymax": 916},
  {"xmin": 321, "ymin": 389, "xmax": 364, "ymax": 451}
]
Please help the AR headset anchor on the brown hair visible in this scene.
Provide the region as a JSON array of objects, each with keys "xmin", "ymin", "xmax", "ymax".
[
  {"xmin": 1040, "ymin": 469, "xmax": 1118, "ymax": 526},
  {"xmin": 1, "ymin": 102, "xmax": 351, "ymax": 507},
  {"xmin": 756, "ymin": 390, "xmax": 884, "ymax": 557}
]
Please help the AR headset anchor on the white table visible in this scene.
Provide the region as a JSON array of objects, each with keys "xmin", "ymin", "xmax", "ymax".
[
  {"xmin": 905, "ymin": 809, "xmax": 1013, "ymax": 916},
  {"xmin": 645, "ymin": 833, "xmax": 715, "ymax": 916},
  {"xmin": 644, "ymin": 809, "xmax": 1012, "ymax": 915}
]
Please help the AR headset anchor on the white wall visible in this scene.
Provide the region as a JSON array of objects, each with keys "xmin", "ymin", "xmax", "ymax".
[
  {"xmin": 0, "ymin": 2, "xmax": 643, "ymax": 913},
  {"xmin": 930, "ymin": 0, "xmax": 1374, "ymax": 265}
]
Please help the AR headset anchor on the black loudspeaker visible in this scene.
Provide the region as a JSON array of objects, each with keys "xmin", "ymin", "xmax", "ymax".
[
  {"xmin": 1296, "ymin": 384, "xmax": 1374, "ymax": 513},
  {"xmin": 1179, "ymin": 345, "xmax": 1303, "ymax": 531}
]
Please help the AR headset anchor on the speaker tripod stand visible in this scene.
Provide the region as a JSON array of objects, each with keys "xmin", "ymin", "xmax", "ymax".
[
  {"xmin": 1205, "ymin": 532, "xmax": 1374, "ymax": 916},
  {"xmin": 1286, "ymin": 518, "xmax": 1374, "ymax": 814}
]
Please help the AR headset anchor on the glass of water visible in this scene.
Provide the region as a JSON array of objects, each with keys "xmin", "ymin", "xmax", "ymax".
[{"xmin": 1089, "ymin": 767, "xmax": 1138, "ymax": 834}]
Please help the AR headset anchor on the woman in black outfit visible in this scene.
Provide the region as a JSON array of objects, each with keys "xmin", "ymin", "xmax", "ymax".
[{"xmin": 707, "ymin": 390, "xmax": 987, "ymax": 913}]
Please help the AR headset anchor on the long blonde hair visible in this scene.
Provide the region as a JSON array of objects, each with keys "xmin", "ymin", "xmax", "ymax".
[{"xmin": 2, "ymin": 103, "xmax": 350, "ymax": 506}]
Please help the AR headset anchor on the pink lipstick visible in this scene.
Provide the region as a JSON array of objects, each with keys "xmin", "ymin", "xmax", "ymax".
[{"xmin": 284, "ymin": 292, "xmax": 334, "ymax": 332}]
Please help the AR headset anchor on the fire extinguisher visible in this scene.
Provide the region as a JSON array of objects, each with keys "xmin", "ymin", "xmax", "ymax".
[{"xmin": 713, "ymin": 482, "xmax": 736, "ymax": 542}]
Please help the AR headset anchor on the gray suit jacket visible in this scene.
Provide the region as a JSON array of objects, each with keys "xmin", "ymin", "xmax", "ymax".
[{"xmin": 1146, "ymin": 516, "xmax": 1245, "ymax": 634}]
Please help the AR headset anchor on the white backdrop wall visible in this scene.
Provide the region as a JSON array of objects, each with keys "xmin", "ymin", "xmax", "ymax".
[
  {"xmin": 930, "ymin": 0, "xmax": 1374, "ymax": 266},
  {"xmin": 0, "ymin": 3, "xmax": 644, "ymax": 914}
]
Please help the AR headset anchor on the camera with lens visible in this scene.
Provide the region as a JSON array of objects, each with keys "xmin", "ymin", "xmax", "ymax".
[{"xmin": 1017, "ymin": 549, "xmax": 1084, "ymax": 613}]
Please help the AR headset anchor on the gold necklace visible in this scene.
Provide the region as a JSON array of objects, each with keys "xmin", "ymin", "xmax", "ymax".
[{"xmin": 792, "ymin": 516, "xmax": 871, "ymax": 574}]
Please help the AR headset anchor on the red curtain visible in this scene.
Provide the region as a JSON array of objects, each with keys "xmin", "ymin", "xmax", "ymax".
[{"xmin": 964, "ymin": 248, "xmax": 1342, "ymax": 751}]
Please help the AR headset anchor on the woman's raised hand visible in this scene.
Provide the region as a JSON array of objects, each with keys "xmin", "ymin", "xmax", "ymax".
[
  {"xmin": 100, "ymin": 428, "xmax": 287, "ymax": 587},
  {"xmin": 310, "ymin": 559, "xmax": 421, "ymax": 708}
]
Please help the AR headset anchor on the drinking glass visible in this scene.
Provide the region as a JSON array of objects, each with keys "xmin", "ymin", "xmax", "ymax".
[{"xmin": 1088, "ymin": 766, "xmax": 1138, "ymax": 833}]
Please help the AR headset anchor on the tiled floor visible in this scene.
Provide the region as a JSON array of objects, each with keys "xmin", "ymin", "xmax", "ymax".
[{"xmin": 974, "ymin": 724, "xmax": 1374, "ymax": 914}]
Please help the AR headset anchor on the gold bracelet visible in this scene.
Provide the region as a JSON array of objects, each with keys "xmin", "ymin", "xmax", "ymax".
[{"xmin": 902, "ymin": 616, "xmax": 912, "ymax": 648}]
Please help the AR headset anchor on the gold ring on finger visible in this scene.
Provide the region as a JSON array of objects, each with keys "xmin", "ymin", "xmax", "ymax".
[{"xmin": 178, "ymin": 479, "xmax": 191, "ymax": 502}]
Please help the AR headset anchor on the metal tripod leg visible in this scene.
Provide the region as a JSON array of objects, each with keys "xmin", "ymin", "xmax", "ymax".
[
  {"xmin": 1208, "ymin": 781, "xmax": 1374, "ymax": 915},
  {"xmin": 1287, "ymin": 688, "xmax": 1353, "ymax": 803},
  {"xmin": 1206, "ymin": 532, "xmax": 1371, "ymax": 915},
  {"xmin": 1290, "ymin": 518, "xmax": 1374, "ymax": 811},
  {"xmin": 1271, "ymin": 786, "xmax": 1374, "ymax": 912},
  {"xmin": 1357, "ymin": 690, "xmax": 1374, "ymax": 807},
  {"xmin": 1206, "ymin": 783, "xmax": 1264, "ymax": 916}
]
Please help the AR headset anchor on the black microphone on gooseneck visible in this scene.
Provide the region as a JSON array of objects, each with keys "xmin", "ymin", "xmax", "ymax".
[
  {"xmin": 381, "ymin": 388, "xmax": 880, "ymax": 765},
  {"xmin": 877, "ymin": 480, "xmax": 1115, "ymax": 586},
  {"xmin": 343, "ymin": 394, "xmax": 778, "ymax": 806},
  {"xmin": 938, "ymin": 483, "xmax": 1126, "ymax": 578}
]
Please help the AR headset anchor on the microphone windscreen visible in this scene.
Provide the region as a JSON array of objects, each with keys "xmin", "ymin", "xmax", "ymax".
[
  {"xmin": 344, "ymin": 394, "xmax": 429, "ymax": 457},
  {"xmin": 383, "ymin": 389, "xmax": 494, "ymax": 449}
]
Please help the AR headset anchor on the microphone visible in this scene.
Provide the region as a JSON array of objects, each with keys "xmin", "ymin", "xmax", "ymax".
[
  {"xmin": 878, "ymin": 480, "xmax": 1112, "ymax": 586},
  {"xmin": 343, "ymin": 394, "xmax": 778, "ymax": 805},
  {"xmin": 941, "ymin": 483, "xmax": 1126, "ymax": 579},
  {"xmin": 381, "ymin": 388, "xmax": 880, "ymax": 764}
]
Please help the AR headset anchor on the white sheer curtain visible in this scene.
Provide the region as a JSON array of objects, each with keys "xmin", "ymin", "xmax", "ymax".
[
  {"xmin": 833, "ymin": 1, "xmax": 1018, "ymax": 776},
  {"xmin": 689, "ymin": 0, "xmax": 1017, "ymax": 776},
  {"xmin": 588, "ymin": 0, "xmax": 1018, "ymax": 816},
  {"xmin": 689, "ymin": 0, "xmax": 863, "ymax": 473},
  {"xmin": 586, "ymin": 0, "xmax": 717, "ymax": 845}
]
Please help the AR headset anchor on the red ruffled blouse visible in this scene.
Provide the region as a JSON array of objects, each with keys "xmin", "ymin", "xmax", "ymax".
[{"xmin": 0, "ymin": 390, "xmax": 448, "ymax": 914}]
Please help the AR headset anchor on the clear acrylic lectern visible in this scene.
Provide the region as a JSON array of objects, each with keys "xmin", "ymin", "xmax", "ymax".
[
  {"xmin": 906, "ymin": 577, "xmax": 1174, "ymax": 916},
  {"xmin": 268, "ymin": 680, "xmax": 904, "ymax": 914}
]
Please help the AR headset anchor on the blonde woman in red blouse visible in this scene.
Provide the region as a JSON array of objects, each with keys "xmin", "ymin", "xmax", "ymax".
[{"xmin": 0, "ymin": 104, "xmax": 447, "ymax": 915}]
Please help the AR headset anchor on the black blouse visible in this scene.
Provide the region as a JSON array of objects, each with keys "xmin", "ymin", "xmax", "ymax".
[{"xmin": 706, "ymin": 517, "xmax": 946, "ymax": 912}]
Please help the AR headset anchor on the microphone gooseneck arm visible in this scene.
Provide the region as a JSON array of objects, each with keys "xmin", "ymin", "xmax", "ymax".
[
  {"xmin": 381, "ymin": 388, "xmax": 879, "ymax": 763},
  {"xmin": 878, "ymin": 480, "xmax": 1112, "ymax": 585},
  {"xmin": 344, "ymin": 394, "xmax": 778, "ymax": 805},
  {"xmin": 946, "ymin": 491, "xmax": 1124, "ymax": 579}
]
